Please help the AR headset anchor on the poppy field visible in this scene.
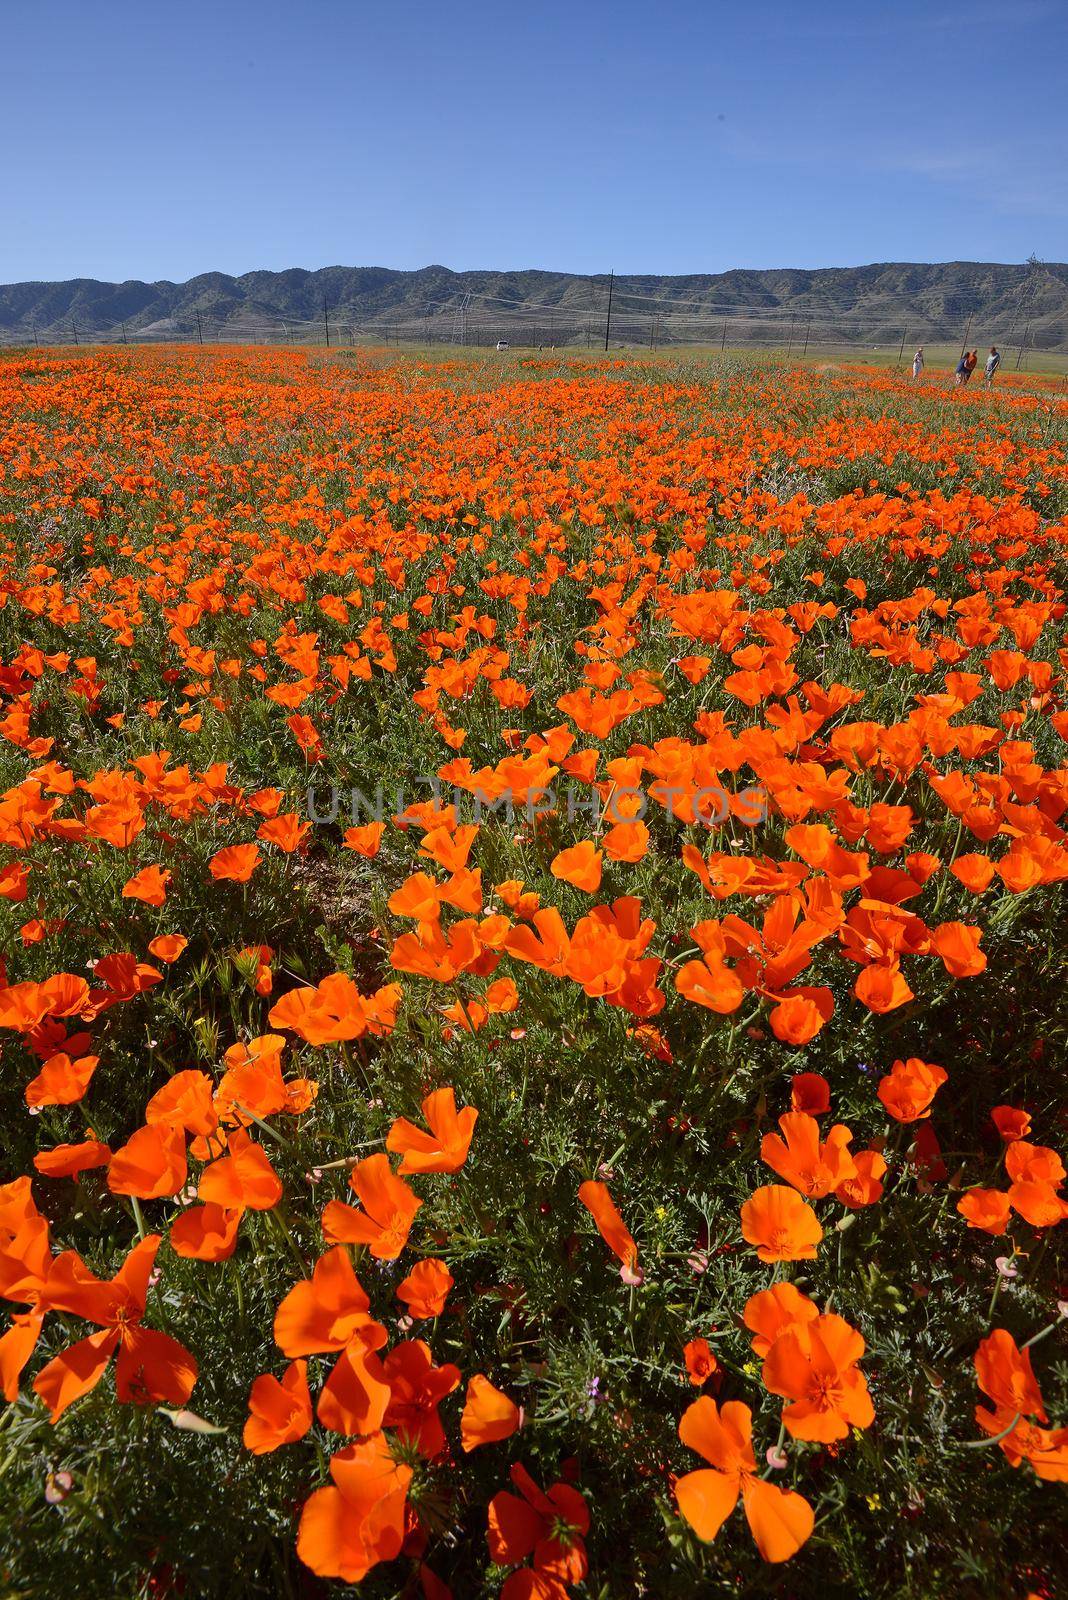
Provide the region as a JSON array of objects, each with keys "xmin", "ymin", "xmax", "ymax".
[{"xmin": 0, "ymin": 344, "xmax": 1066, "ymax": 1599}]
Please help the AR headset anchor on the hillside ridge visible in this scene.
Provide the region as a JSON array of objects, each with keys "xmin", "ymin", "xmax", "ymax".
[{"xmin": 3, "ymin": 259, "xmax": 1066, "ymax": 347}]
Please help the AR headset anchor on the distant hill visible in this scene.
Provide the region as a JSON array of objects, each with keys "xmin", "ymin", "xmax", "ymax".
[{"xmin": 2, "ymin": 260, "xmax": 1067, "ymax": 349}]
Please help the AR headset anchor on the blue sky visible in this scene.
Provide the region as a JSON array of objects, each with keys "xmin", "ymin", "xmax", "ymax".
[{"xmin": 4, "ymin": 0, "xmax": 1067, "ymax": 283}]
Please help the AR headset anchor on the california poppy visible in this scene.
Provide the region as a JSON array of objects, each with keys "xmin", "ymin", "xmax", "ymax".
[
  {"xmin": 684, "ymin": 1338, "xmax": 719, "ymax": 1387},
  {"xmin": 740, "ymin": 1185, "xmax": 823, "ymax": 1262},
  {"xmin": 761, "ymin": 1313, "xmax": 874, "ymax": 1441},
  {"xmin": 34, "ymin": 1235, "xmax": 196, "ymax": 1421},
  {"xmin": 322, "ymin": 1155, "xmax": 421, "ymax": 1260},
  {"xmin": 208, "ymin": 843, "xmax": 261, "ymax": 883},
  {"xmin": 578, "ymin": 1180, "xmax": 642, "ymax": 1284},
  {"xmin": 296, "ymin": 1433, "xmax": 412, "ymax": 1583},
  {"xmin": 461, "ymin": 1373, "xmax": 522, "ymax": 1451},
  {"xmin": 243, "ymin": 1359, "xmax": 313, "ymax": 1453},
  {"xmin": 396, "ymin": 1257, "xmax": 453, "ymax": 1319},
  {"xmin": 876, "ymin": 1058, "xmax": 948, "ymax": 1123},
  {"xmin": 674, "ymin": 1397, "xmax": 814, "ymax": 1563},
  {"xmin": 107, "ymin": 1123, "xmax": 187, "ymax": 1199},
  {"xmin": 386, "ymin": 1088, "xmax": 477, "ymax": 1175}
]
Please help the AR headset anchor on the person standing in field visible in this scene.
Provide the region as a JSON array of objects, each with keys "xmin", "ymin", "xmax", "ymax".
[
  {"xmin": 984, "ymin": 345, "xmax": 1001, "ymax": 384},
  {"xmin": 912, "ymin": 346, "xmax": 924, "ymax": 378},
  {"xmin": 963, "ymin": 349, "xmax": 978, "ymax": 383},
  {"xmin": 955, "ymin": 352, "xmax": 968, "ymax": 386}
]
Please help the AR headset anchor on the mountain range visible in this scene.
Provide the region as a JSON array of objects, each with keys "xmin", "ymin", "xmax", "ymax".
[{"xmin": 2, "ymin": 260, "xmax": 1066, "ymax": 348}]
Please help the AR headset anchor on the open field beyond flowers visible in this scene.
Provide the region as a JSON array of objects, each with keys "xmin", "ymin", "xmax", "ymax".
[{"xmin": 0, "ymin": 345, "xmax": 1066, "ymax": 1599}]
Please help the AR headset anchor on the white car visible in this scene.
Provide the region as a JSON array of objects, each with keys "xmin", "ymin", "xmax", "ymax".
[{"xmin": 495, "ymin": 341, "xmax": 509, "ymax": 351}]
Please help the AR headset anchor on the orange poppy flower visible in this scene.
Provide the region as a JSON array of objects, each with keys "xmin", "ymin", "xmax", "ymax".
[
  {"xmin": 169, "ymin": 1202, "xmax": 243, "ymax": 1261},
  {"xmin": 876, "ymin": 1057, "xmax": 948, "ymax": 1122},
  {"xmin": 684, "ymin": 1338, "xmax": 719, "ymax": 1387},
  {"xmin": 208, "ymin": 843, "xmax": 261, "ymax": 883},
  {"xmin": 461, "ymin": 1373, "xmax": 522, "ymax": 1451},
  {"xmin": 34, "ymin": 1235, "xmax": 196, "ymax": 1421},
  {"xmin": 743, "ymin": 1283, "xmax": 819, "ymax": 1358},
  {"xmin": 199, "ymin": 1130, "xmax": 283, "ymax": 1211},
  {"xmin": 396, "ymin": 1257, "xmax": 454, "ymax": 1319},
  {"xmin": 342, "ymin": 822, "xmax": 385, "ymax": 857},
  {"xmin": 296, "ymin": 1433, "xmax": 412, "ymax": 1584},
  {"xmin": 24, "ymin": 1051, "xmax": 100, "ymax": 1108},
  {"xmin": 768, "ymin": 989, "xmax": 833, "ymax": 1045},
  {"xmin": 269, "ymin": 975, "xmax": 401, "ymax": 1045},
  {"xmin": 790, "ymin": 1072, "xmax": 830, "ymax": 1114},
  {"xmin": 835, "ymin": 1148, "xmax": 887, "ymax": 1208},
  {"xmin": 243, "ymin": 1358, "xmax": 313, "ymax": 1454},
  {"xmin": 675, "ymin": 1397, "xmax": 814, "ymax": 1563},
  {"xmin": 148, "ymin": 933, "xmax": 187, "ymax": 963},
  {"xmin": 316, "ymin": 1325, "xmax": 392, "ymax": 1437},
  {"xmin": 548, "ymin": 840, "xmax": 602, "ymax": 895},
  {"xmin": 273, "ymin": 1246, "xmax": 373, "ymax": 1357},
  {"xmin": 956, "ymin": 1187, "xmax": 1012, "ymax": 1235},
  {"xmin": 380, "ymin": 1340, "xmax": 461, "ymax": 1458},
  {"xmin": 257, "ymin": 813, "xmax": 310, "ymax": 853},
  {"xmin": 121, "ymin": 865, "xmax": 171, "ymax": 906},
  {"xmin": 33, "ymin": 1139, "xmax": 112, "ymax": 1178},
  {"xmin": 146, "ymin": 1068, "xmax": 217, "ymax": 1136},
  {"xmin": 761, "ymin": 1313, "xmax": 874, "ymax": 1441},
  {"xmin": 930, "ymin": 921, "xmax": 986, "ymax": 978},
  {"xmin": 386, "ymin": 1087, "xmax": 478, "ymax": 1175},
  {"xmin": 578, "ymin": 1179, "xmax": 642, "ymax": 1284},
  {"xmin": 991, "ymin": 1105, "xmax": 1031, "ymax": 1142},
  {"xmin": 487, "ymin": 1462, "xmax": 590, "ymax": 1593},
  {"xmin": 760, "ymin": 1112, "xmax": 857, "ymax": 1198},
  {"xmin": 107, "ymin": 1123, "xmax": 188, "ymax": 1199},
  {"xmin": 950, "ymin": 854, "xmax": 996, "ymax": 893},
  {"xmin": 740, "ymin": 1185, "xmax": 823, "ymax": 1262},
  {"xmin": 974, "ymin": 1328, "xmax": 1046, "ymax": 1420},
  {"xmin": 322, "ymin": 1154, "xmax": 421, "ymax": 1260}
]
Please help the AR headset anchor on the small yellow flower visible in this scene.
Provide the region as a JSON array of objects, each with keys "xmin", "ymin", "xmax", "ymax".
[{"xmin": 865, "ymin": 1493, "xmax": 882, "ymax": 1511}]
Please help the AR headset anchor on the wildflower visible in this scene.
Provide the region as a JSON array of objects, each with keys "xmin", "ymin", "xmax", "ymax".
[
  {"xmin": 322, "ymin": 1154, "xmax": 421, "ymax": 1260},
  {"xmin": 675, "ymin": 1397, "xmax": 814, "ymax": 1562},
  {"xmin": 683, "ymin": 1338, "xmax": 719, "ymax": 1387},
  {"xmin": 761, "ymin": 1314, "xmax": 874, "ymax": 1441},
  {"xmin": 243, "ymin": 1360, "xmax": 313, "ymax": 1454},
  {"xmin": 876, "ymin": 1058, "xmax": 948, "ymax": 1123},
  {"xmin": 578, "ymin": 1180, "xmax": 642, "ymax": 1284},
  {"xmin": 386, "ymin": 1087, "xmax": 478, "ymax": 1174},
  {"xmin": 34, "ymin": 1236, "xmax": 196, "ymax": 1421},
  {"xmin": 461, "ymin": 1374, "xmax": 522, "ymax": 1451},
  {"xmin": 740, "ymin": 1186, "xmax": 823, "ymax": 1262}
]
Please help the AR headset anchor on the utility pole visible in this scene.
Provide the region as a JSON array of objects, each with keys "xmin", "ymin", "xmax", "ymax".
[
  {"xmin": 802, "ymin": 317, "xmax": 811, "ymax": 356},
  {"xmin": 32, "ymin": 323, "xmax": 39, "ymax": 348},
  {"xmin": 959, "ymin": 314, "xmax": 972, "ymax": 360},
  {"xmin": 71, "ymin": 319, "xmax": 79, "ymax": 346},
  {"xmin": 195, "ymin": 309, "xmax": 203, "ymax": 346},
  {"xmin": 720, "ymin": 320, "xmax": 727, "ymax": 353},
  {"xmin": 897, "ymin": 328, "xmax": 907, "ymax": 366},
  {"xmin": 1015, "ymin": 324, "xmax": 1031, "ymax": 370},
  {"xmin": 603, "ymin": 270, "xmax": 614, "ymax": 352},
  {"xmin": 323, "ymin": 301, "xmax": 331, "ymax": 347},
  {"xmin": 786, "ymin": 318, "xmax": 796, "ymax": 358},
  {"xmin": 121, "ymin": 321, "xmax": 128, "ymax": 346}
]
